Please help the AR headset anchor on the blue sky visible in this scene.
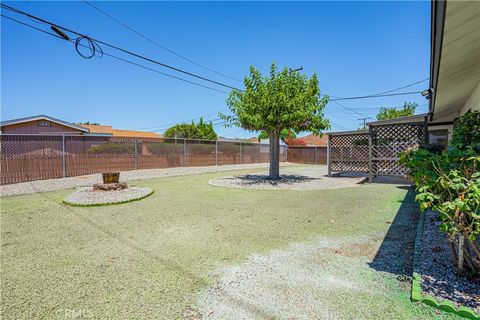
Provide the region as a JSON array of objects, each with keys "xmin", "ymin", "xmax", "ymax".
[{"xmin": 1, "ymin": 1, "xmax": 430, "ymax": 138}]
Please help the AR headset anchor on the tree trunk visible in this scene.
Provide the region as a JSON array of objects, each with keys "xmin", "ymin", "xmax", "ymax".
[{"xmin": 269, "ymin": 133, "xmax": 280, "ymax": 179}]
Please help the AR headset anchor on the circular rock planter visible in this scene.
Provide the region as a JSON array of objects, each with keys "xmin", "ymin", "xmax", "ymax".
[
  {"xmin": 209, "ymin": 167, "xmax": 366, "ymax": 191},
  {"xmin": 63, "ymin": 186, "xmax": 153, "ymax": 207}
]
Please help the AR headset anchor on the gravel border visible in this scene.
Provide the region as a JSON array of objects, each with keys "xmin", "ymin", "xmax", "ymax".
[
  {"xmin": 413, "ymin": 210, "xmax": 479, "ymax": 318},
  {"xmin": 63, "ymin": 186, "xmax": 153, "ymax": 207},
  {"xmin": 208, "ymin": 167, "xmax": 366, "ymax": 190},
  {"xmin": 1, "ymin": 163, "xmax": 294, "ymax": 197}
]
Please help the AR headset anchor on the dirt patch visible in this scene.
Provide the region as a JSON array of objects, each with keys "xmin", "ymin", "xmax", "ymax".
[{"xmin": 196, "ymin": 234, "xmax": 444, "ymax": 319}]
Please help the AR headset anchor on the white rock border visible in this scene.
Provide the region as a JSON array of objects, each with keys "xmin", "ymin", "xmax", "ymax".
[
  {"xmin": 208, "ymin": 173, "xmax": 366, "ymax": 191},
  {"xmin": 63, "ymin": 186, "xmax": 154, "ymax": 207}
]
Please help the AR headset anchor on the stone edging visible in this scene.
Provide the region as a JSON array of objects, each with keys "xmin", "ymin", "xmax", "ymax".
[
  {"xmin": 411, "ymin": 211, "xmax": 480, "ymax": 319},
  {"xmin": 63, "ymin": 189, "xmax": 154, "ymax": 207}
]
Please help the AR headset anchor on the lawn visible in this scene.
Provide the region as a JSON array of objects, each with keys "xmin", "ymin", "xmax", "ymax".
[{"xmin": 1, "ymin": 167, "xmax": 460, "ymax": 319}]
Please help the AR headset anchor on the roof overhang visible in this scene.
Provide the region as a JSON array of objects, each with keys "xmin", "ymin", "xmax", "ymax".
[
  {"xmin": 430, "ymin": 0, "xmax": 480, "ymax": 121},
  {"xmin": 367, "ymin": 114, "xmax": 428, "ymax": 126},
  {"xmin": 329, "ymin": 130, "xmax": 368, "ymax": 136},
  {"xmin": 0, "ymin": 114, "xmax": 90, "ymax": 132}
]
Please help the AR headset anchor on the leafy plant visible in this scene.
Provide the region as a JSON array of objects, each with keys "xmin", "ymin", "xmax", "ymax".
[
  {"xmin": 221, "ymin": 62, "xmax": 329, "ymax": 179},
  {"xmin": 164, "ymin": 118, "xmax": 217, "ymax": 140},
  {"xmin": 451, "ymin": 111, "xmax": 480, "ymax": 151},
  {"xmin": 400, "ymin": 110, "xmax": 480, "ymax": 277}
]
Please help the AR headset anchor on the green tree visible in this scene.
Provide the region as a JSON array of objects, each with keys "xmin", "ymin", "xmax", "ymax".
[
  {"xmin": 376, "ymin": 102, "xmax": 418, "ymax": 120},
  {"xmin": 164, "ymin": 118, "xmax": 217, "ymax": 140},
  {"xmin": 221, "ymin": 63, "xmax": 329, "ymax": 179}
]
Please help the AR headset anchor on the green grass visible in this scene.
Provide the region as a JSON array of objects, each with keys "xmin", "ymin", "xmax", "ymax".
[{"xmin": 0, "ymin": 168, "xmax": 460, "ymax": 319}]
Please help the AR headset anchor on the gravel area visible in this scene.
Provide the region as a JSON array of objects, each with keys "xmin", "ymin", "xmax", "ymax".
[
  {"xmin": 209, "ymin": 166, "xmax": 366, "ymax": 190},
  {"xmin": 63, "ymin": 186, "xmax": 153, "ymax": 206},
  {"xmin": 0, "ymin": 163, "xmax": 293, "ymax": 197},
  {"xmin": 418, "ymin": 210, "xmax": 479, "ymax": 313},
  {"xmin": 196, "ymin": 234, "xmax": 444, "ymax": 320}
]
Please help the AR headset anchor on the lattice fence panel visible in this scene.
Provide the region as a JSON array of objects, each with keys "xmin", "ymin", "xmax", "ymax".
[
  {"xmin": 329, "ymin": 132, "xmax": 369, "ymax": 174},
  {"xmin": 371, "ymin": 123, "xmax": 427, "ymax": 176}
]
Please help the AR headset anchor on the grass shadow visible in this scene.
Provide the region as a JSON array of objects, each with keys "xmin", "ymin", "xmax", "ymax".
[{"xmin": 369, "ymin": 187, "xmax": 419, "ymax": 277}]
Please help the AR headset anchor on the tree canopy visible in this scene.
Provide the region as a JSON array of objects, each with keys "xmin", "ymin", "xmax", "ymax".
[
  {"xmin": 221, "ymin": 63, "xmax": 329, "ymax": 178},
  {"xmin": 376, "ymin": 102, "xmax": 418, "ymax": 120},
  {"xmin": 164, "ymin": 118, "xmax": 217, "ymax": 140}
]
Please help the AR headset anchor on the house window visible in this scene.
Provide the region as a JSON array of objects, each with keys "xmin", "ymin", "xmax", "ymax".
[
  {"xmin": 429, "ymin": 129, "xmax": 448, "ymax": 145},
  {"xmin": 38, "ymin": 120, "xmax": 51, "ymax": 127}
]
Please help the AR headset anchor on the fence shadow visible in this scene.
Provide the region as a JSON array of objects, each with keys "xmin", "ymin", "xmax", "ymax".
[{"xmin": 369, "ymin": 187, "xmax": 419, "ymax": 276}]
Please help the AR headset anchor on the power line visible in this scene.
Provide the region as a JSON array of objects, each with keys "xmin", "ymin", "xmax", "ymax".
[
  {"xmin": 330, "ymin": 91, "xmax": 422, "ymax": 101},
  {"xmin": 367, "ymin": 78, "xmax": 429, "ymax": 96},
  {"xmin": 1, "ymin": 13, "xmax": 232, "ymax": 95},
  {"xmin": 330, "ymin": 101, "xmax": 369, "ymax": 117},
  {"xmin": 1, "ymin": 4, "xmax": 243, "ymax": 92},
  {"xmin": 83, "ymin": 1, "xmax": 242, "ymax": 82}
]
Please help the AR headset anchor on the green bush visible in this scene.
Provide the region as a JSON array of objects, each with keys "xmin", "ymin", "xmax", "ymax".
[
  {"xmin": 400, "ymin": 111, "xmax": 480, "ymax": 277},
  {"xmin": 451, "ymin": 111, "xmax": 480, "ymax": 151}
]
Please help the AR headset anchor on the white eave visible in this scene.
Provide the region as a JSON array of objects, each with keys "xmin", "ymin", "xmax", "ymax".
[{"xmin": 430, "ymin": 1, "xmax": 480, "ymax": 121}]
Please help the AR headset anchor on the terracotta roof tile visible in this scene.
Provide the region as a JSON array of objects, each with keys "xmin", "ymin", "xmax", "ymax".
[{"xmin": 79, "ymin": 124, "xmax": 162, "ymax": 138}]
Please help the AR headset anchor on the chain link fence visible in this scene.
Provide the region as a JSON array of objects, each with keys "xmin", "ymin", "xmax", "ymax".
[{"xmin": 0, "ymin": 135, "xmax": 292, "ymax": 185}]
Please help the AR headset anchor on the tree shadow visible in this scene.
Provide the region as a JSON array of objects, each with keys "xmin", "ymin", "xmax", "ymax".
[
  {"xmin": 369, "ymin": 187, "xmax": 419, "ymax": 276},
  {"xmin": 235, "ymin": 173, "xmax": 317, "ymax": 186}
]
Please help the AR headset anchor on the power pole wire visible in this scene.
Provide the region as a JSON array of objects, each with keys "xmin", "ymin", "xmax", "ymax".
[
  {"xmin": 1, "ymin": 4, "xmax": 244, "ymax": 92},
  {"xmin": 1, "ymin": 14, "xmax": 232, "ymax": 95},
  {"xmin": 83, "ymin": 1, "xmax": 242, "ymax": 82},
  {"xmin": 329, "ymin": 91, "xmax": 422, "ymax": 101}
]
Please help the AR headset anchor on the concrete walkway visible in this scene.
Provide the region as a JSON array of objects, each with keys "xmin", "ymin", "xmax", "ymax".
[{"xmin": 0, "ymin": 163, "xmax": 295, "ymax": 197}]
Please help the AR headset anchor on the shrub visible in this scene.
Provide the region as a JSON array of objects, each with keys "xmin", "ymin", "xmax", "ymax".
[{"xmin": 400, "ymin": 111, "xmax": 480, "ymax": 278}]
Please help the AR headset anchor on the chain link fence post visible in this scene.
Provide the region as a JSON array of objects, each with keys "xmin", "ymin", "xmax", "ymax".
[
  {"xmin": 134, "ymin": 139, "xmax": 138, "ymax": 170},
  {"xmin": 62, "ymin": 134, "xmax": 66, "ymax": 177},
  {"xmin": 215, "ymin": 140, "xmax": 218, "ymax": 168},
  {"xmin": 183, "ymin": 138, "xmax": 187, "ymax": 167}
]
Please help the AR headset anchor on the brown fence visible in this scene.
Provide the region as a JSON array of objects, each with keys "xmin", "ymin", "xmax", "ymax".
[
  {"xmin": 287, "ymin": 146, "xmax": 327, "ymax": 165},
  {"xmin": 0, "ymin": 135, "xmax": 289, "ymax": 185}
]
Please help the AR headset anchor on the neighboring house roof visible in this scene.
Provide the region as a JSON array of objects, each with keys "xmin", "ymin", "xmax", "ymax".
[
  {"xmin": 246, "ymin": 137, "xmax": 259, "ymax": 143},
  {"xmin": 285, "ymin": 133, "xmax": 328, "ymax": 147},
  {"xmin": 79, "ymin": 124, "xmax": 162, "ymax": 139},
  {"xmin": 0, "ymin": 114, "xmax": 89, "ymax": 132}
]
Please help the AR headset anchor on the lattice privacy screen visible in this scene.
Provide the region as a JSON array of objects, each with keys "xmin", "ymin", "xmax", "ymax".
[{"xmin": 328, "ymin": 120, "xmax": 428, "ymax": 178}]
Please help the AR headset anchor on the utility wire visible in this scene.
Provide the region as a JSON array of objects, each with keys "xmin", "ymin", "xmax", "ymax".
[
  {"xmin": 329, "ymin": 91, "xmax": 422, "ymax": 101},
  {"xmin": 1, "ymin": 13, "xmax": 232, "ymax": 95},
  {"xmin": 1, "ymin": 4, "xmax": 243, "ymax": 92},
  {"xmin": 330, "ymin": 101, "xmax": 369, "ymax": 117},
  {"xmin": 367, "ymin": 78, "xmax": 429, "ymax": 96},
  {"xmin": 83, "ymin": 1, "xmax": 242, "ymax": 82}
]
